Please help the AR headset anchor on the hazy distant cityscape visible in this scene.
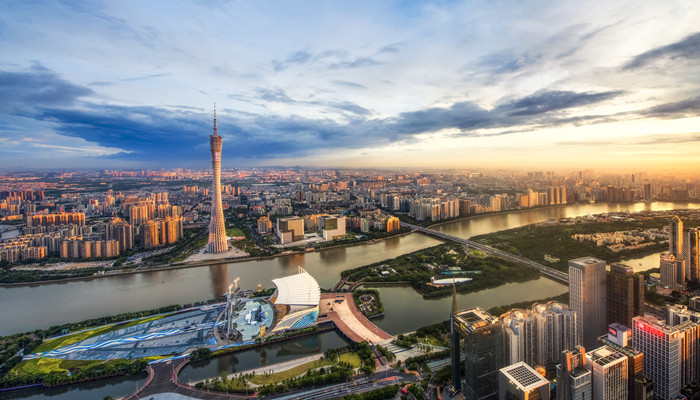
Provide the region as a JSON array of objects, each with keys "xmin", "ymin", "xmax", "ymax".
[{"xmin": 3, "ymin": 1, "xmax": 700, "ymax": 400}]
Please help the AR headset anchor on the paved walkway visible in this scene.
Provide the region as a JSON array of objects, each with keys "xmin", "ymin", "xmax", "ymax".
[{"xmin": 319, "ymin": 293, "xmax": 393, "ymax": 343}]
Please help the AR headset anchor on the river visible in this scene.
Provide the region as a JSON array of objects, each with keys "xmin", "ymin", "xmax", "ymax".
[{"xmin": 2, "ymin": 202, "xmax": 698, "ymax": 399}]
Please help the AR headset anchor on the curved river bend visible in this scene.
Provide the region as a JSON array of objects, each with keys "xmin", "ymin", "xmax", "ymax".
[{"xmin": 3, "ymin": 202, "xmax": 698, "ymax": 399}]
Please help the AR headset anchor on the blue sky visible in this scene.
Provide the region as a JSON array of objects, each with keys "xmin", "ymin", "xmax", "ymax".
[{"xmin": 1, "ymin": 0, "xmax": 699, "ymax": 170}]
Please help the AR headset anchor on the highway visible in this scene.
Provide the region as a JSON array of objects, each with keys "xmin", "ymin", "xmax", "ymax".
[{"xmin": 402, "ymin": 223, "xmax": 570, "ymax": 284}]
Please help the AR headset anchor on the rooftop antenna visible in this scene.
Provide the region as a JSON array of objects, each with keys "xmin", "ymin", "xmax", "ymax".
[{"xmin": 213, "ymin": 103, "xmax": 218, "ymax": 136}]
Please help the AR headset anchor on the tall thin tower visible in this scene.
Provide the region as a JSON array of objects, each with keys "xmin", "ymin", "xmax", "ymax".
[{"xmin": 208, "ymin": 105, "xmax": 228, "ymax": 253}]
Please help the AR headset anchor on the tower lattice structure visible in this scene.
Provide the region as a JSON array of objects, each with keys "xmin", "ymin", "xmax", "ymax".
[{"xmin": 208, "ymin": 105, "xmax": 228, "ymax": 253}]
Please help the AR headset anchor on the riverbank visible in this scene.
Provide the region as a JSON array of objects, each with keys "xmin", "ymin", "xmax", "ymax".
[{"xmin": 0, "ymin": 229, "xmax": 414, "ymax": 288}]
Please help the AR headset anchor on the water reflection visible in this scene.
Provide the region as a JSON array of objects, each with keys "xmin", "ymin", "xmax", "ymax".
[{"xmin": 1, "ymin": 202, "xmax": 697, "ymax": 335}]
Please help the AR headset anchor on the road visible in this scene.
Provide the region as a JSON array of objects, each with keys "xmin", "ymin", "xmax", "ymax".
[{"xmin": 402, "ymin": 223, "xmax": 570, "ymax": 284}]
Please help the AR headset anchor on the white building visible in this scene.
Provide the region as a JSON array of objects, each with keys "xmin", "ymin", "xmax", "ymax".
[
  {"xmin": 586, "ymin": 346, "xmax": 628, "ymax": 400},
  {"xmin": 319, "ymin": 215, "xmax": 346, "ymax": 241},
  {"xmin": 632, "ymin": 316, "xmax": 700, "ymax": 400},
  {"xmin": 270, "ymin": 268, "xmax": 320, "ymax": 332},
  {"xmin": 499, "ymin": 361, "xmax": 550, "ymax": 400}
]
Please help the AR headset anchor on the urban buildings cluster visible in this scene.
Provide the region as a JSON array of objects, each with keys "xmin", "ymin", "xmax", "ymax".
[{"xmin": 451, "ymin": 247, "xmax": 700, "ymax": 400}]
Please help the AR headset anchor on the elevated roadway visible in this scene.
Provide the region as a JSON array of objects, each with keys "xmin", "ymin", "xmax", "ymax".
[{"xmin": 402, "ymin": 223, "xmax": 569, "ymax": 284}]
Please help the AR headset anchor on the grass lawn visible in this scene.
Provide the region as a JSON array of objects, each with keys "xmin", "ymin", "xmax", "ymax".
[
  {"xmin": 469, "ymin": 249, "xmax": 486, "ymax": 258},
  {"xmin": 338, "ymin": 352, "xmax": 362, "ymax": 368},
  {"xmin": 247, "ymin": 359, "xmax": 332, "ymax": 385},
  {"xmin": 226, "ymin": 228, "xmax": 246, "ymax": 237},
  {"xmin": 7, "ymin": 358, "xmax": 107, "ymax": 378}
]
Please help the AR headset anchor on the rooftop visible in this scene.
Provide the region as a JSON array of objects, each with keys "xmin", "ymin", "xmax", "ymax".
[
  {"xmin": 500, "ymin": 362, "xmax": 549, "ymax": 391},
  {"xmin": 271, "ymin": 270, "xmax": 320, "ymax": 306}
]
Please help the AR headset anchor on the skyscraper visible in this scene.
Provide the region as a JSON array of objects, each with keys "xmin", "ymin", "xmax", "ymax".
[
  {"xmin": 569, "ymin": 257, "xmax": 607, "ymax": 350},
  {"xmin": 557, "ymin": 346, "xmax": 592, "ymax": 400},
  {"xmin": 606, "ymin": 263, "xmax": 644, "ymax": 329},
  {"xmin": 684, "ymin": 228, "xmax": 699, "ymax": 283},
  {"xmin": 632, "ymin": 316, "xmax": 700, "ymax": 400},
  {"xmin": 208, "ymin": 105, "xmax": 228, "ymax": 253},
  {"xmin": 586, "ymin": 345, "xmax": 628, "ymax": 400},
  {"xmin": 452, "ymin": 307, "xmax": 503, "ymax": 400},
  {"xmin": 498, "ymin": 362, "xmax": 550, "ymax": 400},
  {"xmin": 532, "ymin": 301, "xmax": 578, "ymax": 366},
  {"xmin": 669, "ymin": 216, "xmax": 683, "ymax": 259}
]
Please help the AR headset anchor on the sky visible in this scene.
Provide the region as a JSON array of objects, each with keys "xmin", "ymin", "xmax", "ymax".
[{"xmin": 1, "ymin": 0, "xmax": 700, "ymax": 171}]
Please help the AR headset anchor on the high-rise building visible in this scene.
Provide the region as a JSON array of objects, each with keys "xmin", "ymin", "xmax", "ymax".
[
  {"xmin": 659, "ymin": 252, "xmax": 685, "ymax": 289},
  {"xmin": 632, "ymin": 316, "xmax": 700, "ymax": 400},
  {"xmin": 586, "ymin": 345, "xmax": 628, "ymax": 400},
  {"xmin": 501, "ymin": 309, "xmax": 537, "ymax": 367},
  {"xmin": 665, "ymin": 304, "xmax": 700, "ymax": 326},
  {"xmin": 532, "ymin": 302, "xmax": 578, "ymax": 366},
  {"xmin": 684, "ymin": 228, "xmax": 699, "ymax": 283},
  {"xmin": 599, "ymin": 324, "xmax": 652, "ymax": 400},
  {"xmin": 569, "ymin": 257, "xmax": 607, "ymax": 350},
  {"xmin": 452, "ymin": 307, "xmax": 503, "ymax": 400},
  {"xmin": 643, "ymin": 183, "xmax": 652, "ymax": 203},
  {"xmin": 557, "ymin": 346, "xmax": 592, "ymax": 400},
  {"xmin": 140, "ymin": 220, "xmax": 159, "ymax": 249},
  {"xmin": 498, "ymin": 362, "xmax": 550, "ymax": 400},
  {"xmin": 669, "ymin": 216, "xmax": 683, "ymax": 258},
  {"xmin": 606, "ymin": 263, "xmax": 644, "ymax": 329},
  {"xmin": 207, "ymin": 106, "xmax": 228, "ymax": 253}
]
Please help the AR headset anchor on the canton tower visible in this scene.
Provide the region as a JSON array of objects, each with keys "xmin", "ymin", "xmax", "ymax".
[{"xmin": 208, "ymin": 105, "xmax": 228, "ymax": 253}]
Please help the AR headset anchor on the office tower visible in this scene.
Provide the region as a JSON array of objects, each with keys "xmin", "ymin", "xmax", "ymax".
[
  {"xmin": 659, "ymin": 253, "xmax": 685, "ymax": 289},
  {"xmin": 599, "ymin": 324, "xmax": 652, "ymax": 400},
  {"xmin": 451, "ymin": 283, "xmax": 461, "ymax": 393},
  {"xmin": 533, "ymin": 302, "xmax": 578, "ymax": 366},
  {"xmin": 632, "ymin": 316, "xmax": 700, "ymax": 400},
  {"xmin": 501, "ymin": 309, "xmax": 537, "ymax": 367},
  {"xmin": 606, "ymin": 263, "xmax": 644, "ymax": 329},
  {"xmin": 643, "ymin": 184, "xmax": 652, "ymax": 202},
  {"xmin": 586, "ymin": 345, "xmax": 628, "ymax": 400},
  {"xmin": 669, "ymin": 216, "xmax": 683, "ymax": 258},
  {"xmin": 684, "ymin": 228, "xmax": 699, "ymax": 283},
  {"xmin": 665, "ymin": 304, "xmax": 700, "ymax": 326},
  {"xmin": 557, "ymin": 346, "xmax": 592, "ymax": 400},
  {"xmin": 452, "ymin": 307, "xmax": 503, "ymax": 400},
  {"xmin": 276, "ymin": 216, "xmax": 304, "ymax": 244},
  {"xmin": 499, "ymin": 362, "xmax": 550, "ymax": 400},
  {"xmin": 318, "ymin": 215, "xmax": 346, "ymax": 241},
  {"xmin": 207, "ymin": 106, "xmax": 228, "ymax": 253},
  {"xmin": 569, "ymin": 257, "xmax": 607, "ymax": 350}
]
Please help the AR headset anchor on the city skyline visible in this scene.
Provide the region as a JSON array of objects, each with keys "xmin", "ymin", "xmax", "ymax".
[{"xmin": 1, "ymin": 1, "xmax": 700, "ymax": 170}]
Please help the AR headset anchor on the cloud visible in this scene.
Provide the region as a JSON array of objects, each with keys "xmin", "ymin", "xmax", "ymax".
[
  {"xmin": 0, "ymin": 64, "xmax": 93, "ymax": 113},
  {"xmin": 624, "ymin": 32, "xmax": 700, "ymax": 69},
  {"xmin": 119, "ymin": 73, "xmax": 170, "ymax": 82},
  {"xmin": 640, "ymin": 96, "xmax": 700, "ymax": 119},
  {"xmin": 328, "ymin": 56, "xmax": 380, "ymax": 70},
  {"xmin": 332, "ymin": 80, "xmax": 366, "ymax": 89},
  {"xmin": 273, "ymin": 50, "xmax": 312, "ymax": 71},
  {"xmin": 500, "ymin": 90, "xmax": 623, "ymax": 116}
]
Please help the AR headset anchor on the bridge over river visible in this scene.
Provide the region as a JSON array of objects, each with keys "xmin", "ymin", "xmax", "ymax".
[{"xmin": 402, "ymin": 223, "xmax": 570, "ymax": 284}]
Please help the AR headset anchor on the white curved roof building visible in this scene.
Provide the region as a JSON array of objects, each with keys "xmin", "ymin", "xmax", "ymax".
[
  {"xmin": 271, "ymin": 271, "xmax": 320, "ymax": 307},
  {"xmin": 270, "ymin": 269, "xmax": 321, "ymax": 332}
]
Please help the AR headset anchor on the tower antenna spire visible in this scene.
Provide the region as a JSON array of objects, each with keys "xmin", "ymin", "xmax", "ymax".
[{"xmin": 213, "ymin": 103, "xmax": 218, "ymax": 136}]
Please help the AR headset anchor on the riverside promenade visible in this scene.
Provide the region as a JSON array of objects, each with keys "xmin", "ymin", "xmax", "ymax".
[{"xmin": 318, "ymin": 293, "xmax": 393, "ymax": 343}]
